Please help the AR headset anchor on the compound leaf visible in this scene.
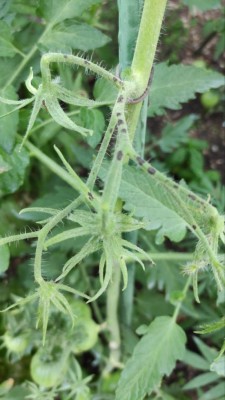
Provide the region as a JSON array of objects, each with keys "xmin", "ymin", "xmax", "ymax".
[
  {"xmin": 149, "ymin": 63, "xmax": 224, "ymax": 115},
  {"xmin": 115, "ymin": 316, "xmax": 186, "ymax": 400}
]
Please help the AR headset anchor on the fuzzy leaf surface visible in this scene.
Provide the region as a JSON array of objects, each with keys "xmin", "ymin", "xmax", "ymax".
[
  {"xmin": 0, "ymin": 21, "xmax": 17, "ymax": 57},
  {"xmin": 149, "ymin": 63, "xmax": 225, "ymax": 115},
  {"xmin": 115, "ymin": 316, "xmax": 186, "ymax": 400},
  {"xmin": 40, "ymin": 23, "xmax": 110, "ymax": 52},
  {"xmin": 118, "ymin": 165, "xmax": 187, "ymax": 243},
  {"xmin": 0, "ymin": 86, "xmax": 19, "ymax": 153},
  {"xmin": 40, "ymin": 0, "xmax": 101, "ymax": 24},
  {"xmin": 0, "ymin": 145, "xmax": 29, "ymax": 196}
]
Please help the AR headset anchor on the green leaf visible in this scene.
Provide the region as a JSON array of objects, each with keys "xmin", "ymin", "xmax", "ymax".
[
  {"xmin": 79, "ymin": 108, "xmax": 105, "ymax": 148},
  {"xmin": 10, "ymin": 0, "xmax": 39, "ymax": 15},
  {"xmin": 118, "ymin": 165, "xmax": 187, "ymax": 243},
  {"xmin": 40, "ymin": 23, "xmax": 110, "ymax": 52},
  {"xmin": 0, "ymin": 156, "xmax": 10, "ymax": 174},
  {"xmin": 199, "ymin": 382, "xmax": 225, "ymax": 400},
  {"xmin": 183, "ymin": 372, "xmax": 219, "ymax": 390},
  {"xmin": 0, "ymin": 58, "xmax": 19, "ymax": 89},
  {"xmin": 182, "ymin": 0, "xmax": 221, "ymax": 12},
  {"xmin": 40, "ymin": 0, "xmax": 101, "ymax": 24},
  {"xmin": 2, "ymin": 386, "xmax": 29, "ymax": 400},
  {"xmin": 0, "ymin": 86, "xmax": 19, "ymax": 153},
  {"xmin": 0, "ymin": 245, "xmax": 10, "ymax": 274},
  {"xmin": 93, "ymin": 77, "xmax": 118, "ymax": 103},
  {"xmin": 193, "ymin": 337, "xmax": 217, "ymax": 363},
  {"xmin": 210, "ymin": 357, "xmax": 225, "ymax": 377},
  {"xmin": 184, "ymin": 350, "xmax": 210, "ymax": 371},
  {"xmin": 115, "ymin": 316, "xmax": 186, "ymax": 400},
  {"xmin": 0, "ymin": 144, "xmax": 29, "ymax": 196},
  {"xmin": 149, "ymin": 63, "xmax": 224, "ymax": 115},
  {"xmin": 0, "ymin": 0, "xmax": 11, "ymax": 19},
  {"xmin": 0, "ymin": 21, "xmax": 18, "ymax": 58},
  {"xmin": 158, "ymin": 114, "xmax": 198, "ymax": 153}
]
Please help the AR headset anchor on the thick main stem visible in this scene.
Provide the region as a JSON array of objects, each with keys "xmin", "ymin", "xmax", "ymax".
[
  {"xmin": 106, "ymin": 0, "xmax": 168, "ymax": 370},
  {"xmin": 105, "ymin": 259, "xmax": 122, "ymax": 373},
  {"xmin": 118, "ymin": 0, "xmax": 146, "ymax": 328}
]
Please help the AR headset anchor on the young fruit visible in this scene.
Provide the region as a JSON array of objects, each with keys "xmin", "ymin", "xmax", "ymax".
[
  {"xmin": 70, "ymin": 319, "xmax": 100, "ymax": 354},
  {"xmin": 200, "ymin": 90, "xmax": 220, "ymax": 109},
  {"xmin": 30, "ymin": 348, "xmax": 68, "ymax": 388},
  {"xmin": 193, "ymin": 59, "xmax": 207, "ymax": 69}
]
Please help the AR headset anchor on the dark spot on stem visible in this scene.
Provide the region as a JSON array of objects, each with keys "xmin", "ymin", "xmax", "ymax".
[
  {"xmin": 118, "ymin": 95, "xmax": 124, "ymax": 102},
  {"xmin": 173, "ymin": 184, "xmax": 178, "ymax": 189},
  {"xmin": 117, "ymin": 150, "xmax": 123, "ymax": 160},
  {"xmin": 188, "ymin": 194, "xmax": 196, "ymax": 201},
  {"xmin": 113, "ymin": 77, "xmax": 117, "ymax": 82},
  {"xmin": 64, "ymin": 54, "xmax": 68, "ymax": 59},
  {"xmin": 84, "ymin": 60, "xmax": 90, "ymax": 65},
  {"xmin": 148, "ymin": 166, "xmax": 156, "ymax": 175},
  {"xmin": 121, "ymin": 128, "xmax": 126, "ymax": 134},
  {"xmin": 116, "ymin": 112, "xmax": 121, "ymax": 117},
  {"xmin": 192, "ymin": 225, "xmax": 197, "ymax": 230},
  {"xmin": 88, "ymin": 192, "xmax": 94, "ymax": 201},
  {"xmin": 118, "ymin": 119, "xmax": 123, "ymax": 125},
  {"xmin": 137, "ymin": 156, "xmax": 145, "ymax": 166}
]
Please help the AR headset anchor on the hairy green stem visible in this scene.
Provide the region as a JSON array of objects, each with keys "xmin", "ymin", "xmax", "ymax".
[
  {"xmin": 34, "ymin": 198, "xmax": 81, "ymax": 283},
  {"xmin": 172, "ymin": 276, "xmax": 192, "ymax": 322},
  {"xmin": 87, "ymin": 94, "xmax": 121, "ymax": 190},
  {"xmin": 24, "ymin": 140, "xmax": 83, "ymax": 192},
  {"xmin": 40, "ymin": 53, "xmax": 125, "ymax": 90},
  {"xmin": 131, "ymin": 0, "xmax": 167, "ymax": 94},
  {"xmin": 118, "ymin": 0, "xmax": 147, "ymax": 328},
  {"xmin": 105, "ymin": 0, "xmax": 168, "ymax": 370},
  {"xmin": 105, "ymin": 258, "xmax": 122, "ymax": 373}
]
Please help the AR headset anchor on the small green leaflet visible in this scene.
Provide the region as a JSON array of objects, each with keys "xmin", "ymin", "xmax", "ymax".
[
  {"xmin": 79, "ymin": 108, "xmax": 105, "ymax": 148},
  {"xmin": 0, "ymin": 86, "xmax": 19, "ymax": 153},
  {"xmin": 199, "ymin": 382, "xmax": 225, "ymax": 400},
  {"xmin": 40, "ymin": 0, "xmax": 101, "ymax": 24},
  {"xmin": 119, "ymin": 165, "xmax": 187, "ymax": 243},
  {"xmin": 149, "ymin": 63, "xmax": 224, "ymax": 115},
  {"xmin": 183, "ymin": 372, "xmax": 219, "ymax": 390},
  {"xmin": 0, "ymin": 145, "xmax": 29, "ymax": 196},
  {"xmin": 115, "ymin": 316, "xmax": 186, "ymax": 400},
  {"xmin": 158, "ymin": 114, "xmax": 198, "ymax": 153},
  {"xmin": 39, "ymin": 23, "xmax": 110, "ymax": 53},
  {"xmin": 211, "ymin": 357, "xmax": 225, "ymax": 377},
  {"xmin": 0, "ymin": 245, "xmax": 10, "ymax": 274},
  {"xmin": 0, "ymin": 21, "xmax": 18, "ymax": 58}
]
